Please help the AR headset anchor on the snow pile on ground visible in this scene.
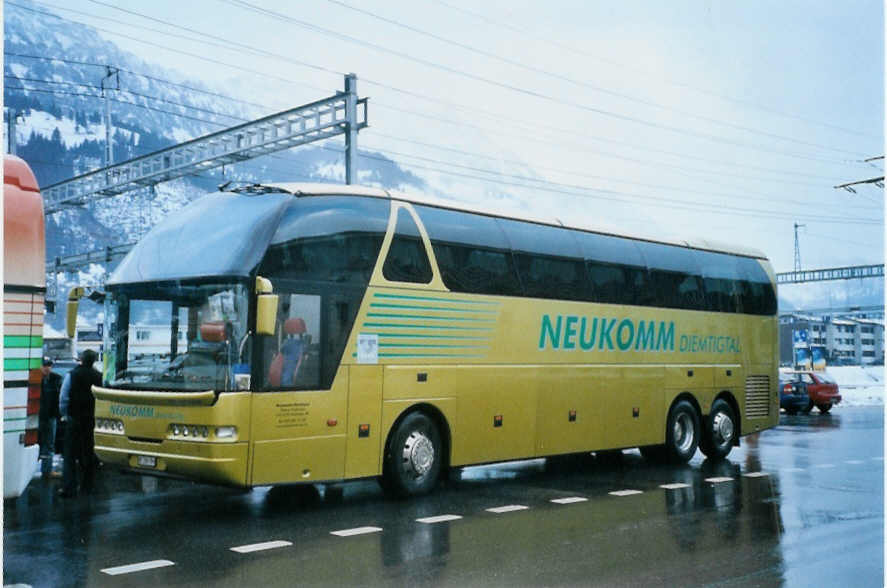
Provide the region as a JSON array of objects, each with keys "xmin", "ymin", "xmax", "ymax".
[{"xmin": 828, "ymin": 366, "xmax": 884, "ymax": 407}]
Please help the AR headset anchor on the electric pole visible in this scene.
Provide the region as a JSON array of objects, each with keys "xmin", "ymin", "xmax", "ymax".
[
  {"xmin": 101, "ymin": 67, "xmax": 120, "ymax": 167},
  {"xmin": 793, "ymin": 222, "xmax": 805, "ymax": 272},
  {"xmin": 344, "ymin": 73, "xmax": 358, "ymax": 184}
]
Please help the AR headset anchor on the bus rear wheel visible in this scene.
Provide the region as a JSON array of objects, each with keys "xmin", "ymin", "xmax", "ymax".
[
  {"xmin": 665, "ymin": 400, "xmax": 700, "ymax": 463},
  {"xmin": 699, "ymin": 398, "xmax": 736, "ymax": 460},
  {"xmin": 382, "ymin": 412, "xmax": 443, "ymax": 498}
]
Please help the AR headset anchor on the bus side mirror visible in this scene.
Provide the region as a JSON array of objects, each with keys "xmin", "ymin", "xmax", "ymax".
[
  {"xmin": 66, "ymin": 287, "xmax": 85, "ymax": 339},
  {"xmin": 256, "ymin": 295, "xmax": 279, "ymax": 335},
  {"xmin": 255, "ymin": 276, "xmax": 278, "ymax": 336}
]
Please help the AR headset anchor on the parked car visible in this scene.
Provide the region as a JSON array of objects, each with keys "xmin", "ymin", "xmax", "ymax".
[
  {"xmin": 779, "ymin": 376, "xmax": 810, "ymax": 415},
  {"xmin": 782, "ymin": 370, "xmax": 842, "ymax": 414}
]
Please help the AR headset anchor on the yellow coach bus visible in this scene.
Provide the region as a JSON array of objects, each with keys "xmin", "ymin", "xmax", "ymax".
[{"xmin": 78, "ymin": 184, "xmax": 778, "ymax": 496}]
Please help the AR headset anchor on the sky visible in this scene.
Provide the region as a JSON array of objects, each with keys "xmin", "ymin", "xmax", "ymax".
[{"xmin": 13, "ymin": 0, "xmax": 887, "ymax": 275}]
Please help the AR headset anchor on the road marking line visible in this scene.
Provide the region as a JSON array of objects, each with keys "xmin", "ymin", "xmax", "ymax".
[
  {"xmin": 742, "ymin": 472, "xmax": 769, "ymax": 478},
  {"xmin": 101, "ymin": 560, "xmax": 175, "ymax": 576},
  {"xmin": 782, "ymin": 467, "xmax": 805, "ymax": 472},
  {"xmin": 814, "ymin": 464, "xmax": 836, "ymax": 469},
  {"xmin": 330, "ymin": 526, "xmax": 383, "ymax": 537},
  {"xmin": 550, "ymin": 497, "xmax": 588, "ymax": 504},
  {"xmin": 704, "ymin": 477, "xmax": 734, "ymax": 483},
  {"xmin": 230, "ymin": 540, "xmax": 292, "ymax": 553},
  {"xmin": 872, "ymin": 457, "xmax": 884, "ymax": 461},
  {"xmin": 660, "ymin": 483, "xmax": 690, "ymax": 489},
  {"xmin": 416, "ymin": 515, "xmax": 463, "ymax": 524},
  {"xmin": 845, "ymin": 460, "xmax": 865, "ymax": 465},
  {"xmin": 609, "ymin": 490, "xmax": 643, "ymax": 496},
  {"xmin": 486, "ymin": 505, "xmax": 529, "ymax": 513}
]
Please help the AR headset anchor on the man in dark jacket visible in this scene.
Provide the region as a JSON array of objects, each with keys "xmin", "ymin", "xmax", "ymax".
[
  {"xmin": 59, "ymin": 349, "xmax": 102, "ymax": 498},
  {"xmin": 38, "ymin": 357, "xmax": 63, "ymax": 477}
]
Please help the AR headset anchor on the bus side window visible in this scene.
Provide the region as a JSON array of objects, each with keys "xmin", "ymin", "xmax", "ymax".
[{"xmin": 382, "ymin": 207, "xmax": 433, "ymax": 284}]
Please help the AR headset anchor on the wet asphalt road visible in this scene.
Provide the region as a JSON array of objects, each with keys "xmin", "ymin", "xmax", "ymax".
[{"xmin": 4, "ymin": 406, "xmax": 883, "ymax": 587}]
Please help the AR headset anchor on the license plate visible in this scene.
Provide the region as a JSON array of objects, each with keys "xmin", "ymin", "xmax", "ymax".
[{"xmin": 137, "ymin": 455, "xmax": 157, "ymax": 468}]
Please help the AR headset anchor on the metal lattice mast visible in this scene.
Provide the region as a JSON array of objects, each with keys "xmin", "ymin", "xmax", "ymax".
[
  {"xmin": 101, "ymin": 67, "xmax": 119, "ymax": 167},
  {"xmin": 43, "ymin": 73, "xmax": 368, "ymax": 214}
]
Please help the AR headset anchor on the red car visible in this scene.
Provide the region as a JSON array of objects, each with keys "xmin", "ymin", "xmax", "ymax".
[{"xmin": 785, "ymin": 371, "xmax": 842, "ymax": 414}]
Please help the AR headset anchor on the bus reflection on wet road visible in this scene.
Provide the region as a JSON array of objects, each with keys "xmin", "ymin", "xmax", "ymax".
[{"xmin": 3, "ymin": 406, "xmax": 883, "ymax": 587}]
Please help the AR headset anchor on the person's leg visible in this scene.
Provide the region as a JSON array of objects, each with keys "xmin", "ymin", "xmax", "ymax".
[
  {"xmin": 60, "ymin": 421, "xmax": 80, "ymax": 496},
  {"xmin": 39, "ymin": 416, "xmax": 53, "ymax": 476},
  {"xmin": 80, "ymin": 423, "xmax": 96, "ymax": 493}
]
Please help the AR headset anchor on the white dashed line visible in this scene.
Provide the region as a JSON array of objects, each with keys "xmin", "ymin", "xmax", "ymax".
[
  {"xmin": 609, "ymin": 490, "xmax": 643, "ymax": 496},
  {"xmin": 872, "ymin": 457, "xmax": 884, "ymax": 461},
  {"xmin": 486, "ymin": 505, "xmax": 529, "ymax": 514},
  {"xmin": 814, "ymin": 464, "xmax": 836, "ymax": 469},
  {"xmin": 660, "ymin": 483, "xmax": 690, "ymax": 490},
  {"xmin": 330, "ymin": 527, "xmax": 383, "ymax": 537},
  {"xmin": 846, "ymin": 460, "xmax": 865, "ymax": 465},
  {"xmin": 783, "ymin": 467, "xmax": 805, "ymax": 472},
  {"xmin": 101, "ymin": 560, "xmax": 175, "ymax": 576},
  {"xmin": 742, "ymin": 472, "xmax": 769, "ymax": 478},
  {"xmin": 416, "ymin": 515, "xmax": 463, "ymax": 524},
  {"xmin": 704, "ymin": 477, "xmax": 734, "ymax": 483},
  {"xmin": 230, "ymin": 540, "xmax": 292, "ymax": 553},
  {"xmin": 550, "ymin": 497, "xmax": 588, "ymax": 504}
]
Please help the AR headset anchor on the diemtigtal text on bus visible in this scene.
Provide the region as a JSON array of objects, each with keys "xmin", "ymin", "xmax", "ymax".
[{"xmin": 69, "ymin": 183, "xmax": 778, "ymax": 497}]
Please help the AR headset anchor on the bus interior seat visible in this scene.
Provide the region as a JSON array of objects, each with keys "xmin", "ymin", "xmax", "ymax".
[{"xmin": 268, "ymin": 318, "xmax": 307, "ymax": 387}]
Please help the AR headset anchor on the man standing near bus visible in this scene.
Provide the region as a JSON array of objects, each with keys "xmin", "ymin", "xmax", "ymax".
[
  {"xmin": 38, "ymin": 358, "xmax": 62, "ymax": 478},
  {"xmin": 59, "ymin": 350, "xmax": 101, "ymax": 498}
]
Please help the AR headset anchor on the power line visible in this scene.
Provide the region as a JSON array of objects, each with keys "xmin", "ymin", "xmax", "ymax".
[
  {"xmin": 369, "ymin": 131, "xmax": 881, "ymax": 212},
  {"xmin": 323, "ymin": 0, "xmax": 867, "ymax": 158},
  {"xmin": 7, "ymin": 4, "xmax": 879, "ymax": 223},
  {"xmin": 351, "ymin": 146, "xmax": 880, "ymax": 226},
  {"xmin": 223, "ymin": 0, "xmax": 869, "ymax": 163},
  {"xmin": 5, "ymin": 75, "xmax": 245, "ymax": 122},
  {"xmin": 431, "ymin": 0, "xmax": 878, "ymax": 140},
  {"xmin": 10, "ymin": 1, "xmax": 867, "ymax": 178},
  {"xmin": 358, "ymin": 142, "xmax": 881, "ymax": 225}
]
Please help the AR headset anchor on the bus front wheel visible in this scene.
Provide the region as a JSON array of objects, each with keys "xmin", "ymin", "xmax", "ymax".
[
  {"xmin": 665, "ymin": 400, "xmax": 700, "ymax": 463},
  {"xmin": 382, "ymin": 412, "xmax": 443, "ymax": 498}
]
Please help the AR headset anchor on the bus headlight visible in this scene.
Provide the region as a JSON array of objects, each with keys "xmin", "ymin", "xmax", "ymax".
[
  {"xmin": 168, "ymin": 424, "xmax": 214, "ymax": 440},
  {"xmin": 95, "ymin": 418, "xmax": 125, "ymax": 435},
  {"xmin": 215, "ymin": 426, "xmax": 237, "ymax": 439}
]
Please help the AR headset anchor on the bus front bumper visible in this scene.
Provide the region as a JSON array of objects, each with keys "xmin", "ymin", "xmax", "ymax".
[{"xmin": 95, "ymin": 433, "xmax": 249, "ymax": 487}]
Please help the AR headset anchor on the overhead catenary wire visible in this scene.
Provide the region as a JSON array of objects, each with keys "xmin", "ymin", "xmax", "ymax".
[
  {"xmin": 322, "ymin": 0, "xmax": 867, "ymax": 157},
  {"xmin": 430, "ymin": 0, "xmax": 878, "ymax": 140},
  {"xmin": 10, "ymin": 1, "xmax": 870, "ymax": 176},
  {"xmin": 5, "ymin": 3, "xmax": 881, "ymax": 229},
  {"xmin": 222, "ymin": 0, "xmax": 870, "ymax": 162},
  {"xmin": 10, "ymin": 77, "xmax": 878, "ymax": 227}
]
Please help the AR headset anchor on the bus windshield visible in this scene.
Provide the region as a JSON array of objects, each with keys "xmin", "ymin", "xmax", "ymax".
[{"xmin": 104, "ymin": 280, "xmax": 251, "ymax": 392}]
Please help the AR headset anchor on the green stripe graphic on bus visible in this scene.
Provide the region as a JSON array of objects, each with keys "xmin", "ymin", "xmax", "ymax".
[{"xmin": 355, "ymin": 292, "xmax": 500, "ymax": 358}]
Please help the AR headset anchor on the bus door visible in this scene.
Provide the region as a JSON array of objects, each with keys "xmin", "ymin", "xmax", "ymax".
[{"xmin": 249, "ymin": 292, "xmax": 347, "ymax": 485}]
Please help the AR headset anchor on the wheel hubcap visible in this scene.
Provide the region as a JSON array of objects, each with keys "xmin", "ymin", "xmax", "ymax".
[
  {"xmin": 674, "ymin": 413, "xmax": 695, "ymax": 453},
  {"xmin": 402, "ymin": 431, "xmax": 435, "ymax": 479},
  {"xmin": 712, "ymin": 412, "xmax": 734, "ymax": 446}
]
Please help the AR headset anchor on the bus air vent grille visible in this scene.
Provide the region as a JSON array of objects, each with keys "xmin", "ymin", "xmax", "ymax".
[{"xmin": 744, "ymin": 375, "xmax": 771, "ymax": 418}]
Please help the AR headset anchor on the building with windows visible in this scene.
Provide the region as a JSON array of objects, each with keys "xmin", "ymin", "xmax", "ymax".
[{"xmin": 779, "ymin": 314, "xmax": 885, "ymax": 366}]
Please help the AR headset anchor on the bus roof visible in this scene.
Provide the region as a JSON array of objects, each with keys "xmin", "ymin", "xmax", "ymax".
[{"xmin": 264, "ymin": 182, "xmax": 768, "ymax": 260}]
